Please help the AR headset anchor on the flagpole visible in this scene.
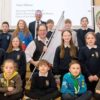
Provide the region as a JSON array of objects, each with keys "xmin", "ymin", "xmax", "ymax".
[{"xmin": 27, "ymin": 11, "xmax": 64, "ymax": 83}]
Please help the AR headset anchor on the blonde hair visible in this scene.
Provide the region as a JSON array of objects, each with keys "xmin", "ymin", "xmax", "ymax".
[
  {"xmin": 69, "ymin": 60, "xmax": 80, "ymax": 69},
  {"xmin": 60, "ymin": 30, "xmax": 77, "ymax": 58},
  {"xmin": 85, "ymin": 32, "xmax": 96, "ymax": 45},
  {"xmin": 2, "ymin": 59, "xmax": 18, "ymax": 72}
]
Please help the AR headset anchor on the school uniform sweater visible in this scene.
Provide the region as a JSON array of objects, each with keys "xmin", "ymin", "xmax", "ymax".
[
  {"xmin": 53, "ymin": 46, "xmax": 78, "ymax": 75},
  {"xmin": 78, "ymin": 46, "xmax": 100, "ymax": 77},
  {"xmin": 77, "ymin": 28, "xmax": 94, "ymax": 48},
  {"xmin": 0, "ymin": 33, "xmax": 11, "ymax": 51},
  {"xmin": 30, "ymin": 71, "xmax": 58, "ymax": 95},
  {"xmin": 61, "ymin": 72, "xmax": 87, "ymax": 96},
  {"xmin": 5, "ymin": 50, "xmax": 26, "ymax": 79}
]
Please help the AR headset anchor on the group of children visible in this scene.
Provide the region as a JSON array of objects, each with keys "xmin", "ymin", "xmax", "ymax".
[{"xmin": 0, "ymin": 16, "xmax": 100, "ymax": 100}]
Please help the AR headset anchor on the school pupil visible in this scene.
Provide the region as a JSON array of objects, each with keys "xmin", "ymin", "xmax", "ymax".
[
  {"xmin": 61, "ymin": 60, "xmax": 92, "ymax": 100},
  {"xmin": 95, "ymin": 79, "xmax": 100, "ymax": 100},
  {"xmin": 0, "ymin": 59, "xmax": 22, "ymax": 100},
  {"xmin": 77, "ymin": 17, "xmax": 94, "ymax": 48},
  {"xmin": 13, "ymin": 19, "xmax": 33, "ymax": 51},
  {"xmin": 0, "ymin": 21, "xmax": 11, "ymax": 51},
  {"xmin": 63, "ymin": 19, "xmax": 78, "ymax": 47},
  {"xmin": 25, "ymin": 59, "xmax": 60, "ymax": 100},
  {"xmin": 53, "ymin": 30, "xmax": 78, "ymax": 84},
  {"xmin": 78, "ymin": 32, "xmax": 100, "ymax": 93},
  {"xmin": 46, "ymin": 19, "xmax": 54, "ymax": 39},
  {"xmin": 6, "ymin": 36, "xmax": 26, "ymax": 91}
]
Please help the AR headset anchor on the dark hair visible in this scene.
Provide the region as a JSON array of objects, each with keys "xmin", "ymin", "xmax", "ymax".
[
  {"xmin": 37, "ymin": 24, "xmax": 47, "ymax": 32},
  {"xmin": 69, "ymin": 60, "xmax": 80, "ymax": 69},
  {"xmin": 37, "ymin": 59, "xmax": 52, "ymax": 68},
  {"xmin": 2, "ymin": 21, "xmax": 9, "ymax": 27},
  {"xmin": 2, "ymin": 59, "xmax": 18, "ymax": 71},
  {"xmin": 80, "ymin": 17, "xmax": 88, "ymax": 22}
]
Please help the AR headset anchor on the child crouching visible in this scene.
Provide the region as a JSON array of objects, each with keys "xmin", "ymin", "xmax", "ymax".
[
  {"xmin": 61, "ymin": 60, "xmax": 92, "ymax": 100},
  {"xmin": 25, "ymin": 59, "xmax": 60, "ymax": 100},
  {"xmin": 0, "ymin": 59, "xmax": 22, "ymax": 100}
]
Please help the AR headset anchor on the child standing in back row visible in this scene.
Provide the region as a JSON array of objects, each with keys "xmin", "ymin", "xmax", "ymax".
[{"xmin": 0, "ymin": 21, "xmax": 11, "ymax": 51}]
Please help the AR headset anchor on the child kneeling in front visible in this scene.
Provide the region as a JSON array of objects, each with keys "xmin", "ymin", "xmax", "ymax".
[
  {"xmin": 0, "ymin": 59, "xmax": 22, "ymax": 100},
  {"xmin": 61, "ymin": 60, "xmax": 92, "ymax": 100},
  {"xmin": 25, "ymin": 59, "xmax": 60, "ymax": 100}
]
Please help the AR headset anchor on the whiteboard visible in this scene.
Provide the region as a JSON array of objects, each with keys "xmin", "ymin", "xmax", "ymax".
[{"xmin": 11, "ymin": 0, "xmax": 93, "ymax": 27}]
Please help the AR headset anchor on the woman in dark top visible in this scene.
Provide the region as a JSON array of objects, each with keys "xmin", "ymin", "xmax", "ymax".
[
  {"xmin": 78, "ymin": 32, "xmax": 100, "ymax": 93},
  {"xmin": 53, "ymin": 30, "xmax": 78, "ymax": 85}
]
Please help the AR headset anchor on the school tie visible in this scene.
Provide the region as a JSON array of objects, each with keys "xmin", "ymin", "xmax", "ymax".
[{"xmin": 36, "ymin": 21, "xmax": 39, "ymax": 36}]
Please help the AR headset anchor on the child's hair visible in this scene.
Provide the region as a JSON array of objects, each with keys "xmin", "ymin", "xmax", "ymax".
[
  {"xmin": 69, "ymin": 60, "xmax": 80, "ymax": 69},
  {"xmin": 46, "ymin": 19, "xmax": 54, "ymax": 24},
  {"xmin": 7, "ymin": 36, "xmax": 22, "ymax": 53},
  {"xmin": 2, "ymin": 59, "xmax": 18, "ymax": 71},
  {"xmin": 37, "ymin": 24, "xmax": 48, "ymax": 32},
  {"xmin": 60, "ymin": 30, "xmax": 77, "ymax": 58},
  {"xmin": 37, "ymin": 59, "xmax": 51, "ymax": 68},
  {"xmin": 2, "ymin": 21, "xmax": 9, "ymax": 27},
  {"xmin": 85, "ymin": 31, "xmax": 96, "ymax": 42},
  {"xmin": 80, "ymin": 17, "xmax": 88, "ymax": 22},
  {"xmin": 13, "ymin": 19, "xmax": 30, "ymax": 36},
  {"xmin": 65, "ymin": 19, "xmax": 72, "ymax": 24}
]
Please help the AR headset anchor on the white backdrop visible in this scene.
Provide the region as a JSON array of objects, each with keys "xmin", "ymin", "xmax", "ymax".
[{"xmin": 11, "ymin": 0, "xmax": 93, "ymax": 27}]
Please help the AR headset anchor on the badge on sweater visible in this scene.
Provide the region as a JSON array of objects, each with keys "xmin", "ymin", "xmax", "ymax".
[
  {"xmin": 95, "ymin": 51, "xmax": 99, "ymax": 58},
  {"xmin": 17, "ymin": 55, "xmax": 20, "ymax": 60},
  {"xmin": 7, "ymin": 36, "xmax": 10, "ymax": 40},
  {"xmin": 46, "ymin": 80, "xmax": 49, "ymax": 86}
]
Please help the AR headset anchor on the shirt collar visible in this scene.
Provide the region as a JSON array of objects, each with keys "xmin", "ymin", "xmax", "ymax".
[
  {"xmin": 13, "ymin": 48, "xmax": 20, "ymax": 51},
  {"xmin": 64, "ymin": 43, "xmax": 70, "ymax": 48},
  {"xmin": 87, "ymin": 45, "xmax": 97, "ymax": 49},
  {"xmin": 38, "ymin": 36, "xmax": 48, "ymax": 45},
  {"xmin": 39, "ymin": 72, "xmax": 48, "ymax": 77},
  {"xmin": 81, "ymin": 27, "xmax": 88, "ymax": 30}
]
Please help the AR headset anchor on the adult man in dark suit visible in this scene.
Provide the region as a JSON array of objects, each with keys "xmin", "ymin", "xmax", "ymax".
[{"xmin": 29, "ymin": 10, "xmax": 46, "ymax": 39}]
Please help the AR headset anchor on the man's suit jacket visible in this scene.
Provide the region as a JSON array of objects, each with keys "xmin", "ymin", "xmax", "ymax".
[{"xmin": 29, "ymin": 21, "xmax": 46, "ymax": 39}]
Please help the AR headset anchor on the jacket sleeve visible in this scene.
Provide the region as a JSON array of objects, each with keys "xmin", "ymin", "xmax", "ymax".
[
  {"xmin": 20, "ymin": 51, "xmax": 26, "ymax": 80},
  {"xmin": 53, "ymin": 47, "xmax": 60, "ymax": 75},
  {"xmin": 78, "ymin": 48, "xmax": 91, "ymax": 77},
  {"xmin": 0, "ymin": 74, "xmax": 8, "ymax": 93},
  {"xmin": 61, "ymin": 75, "xmax": 73, "ymax": 95}
]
